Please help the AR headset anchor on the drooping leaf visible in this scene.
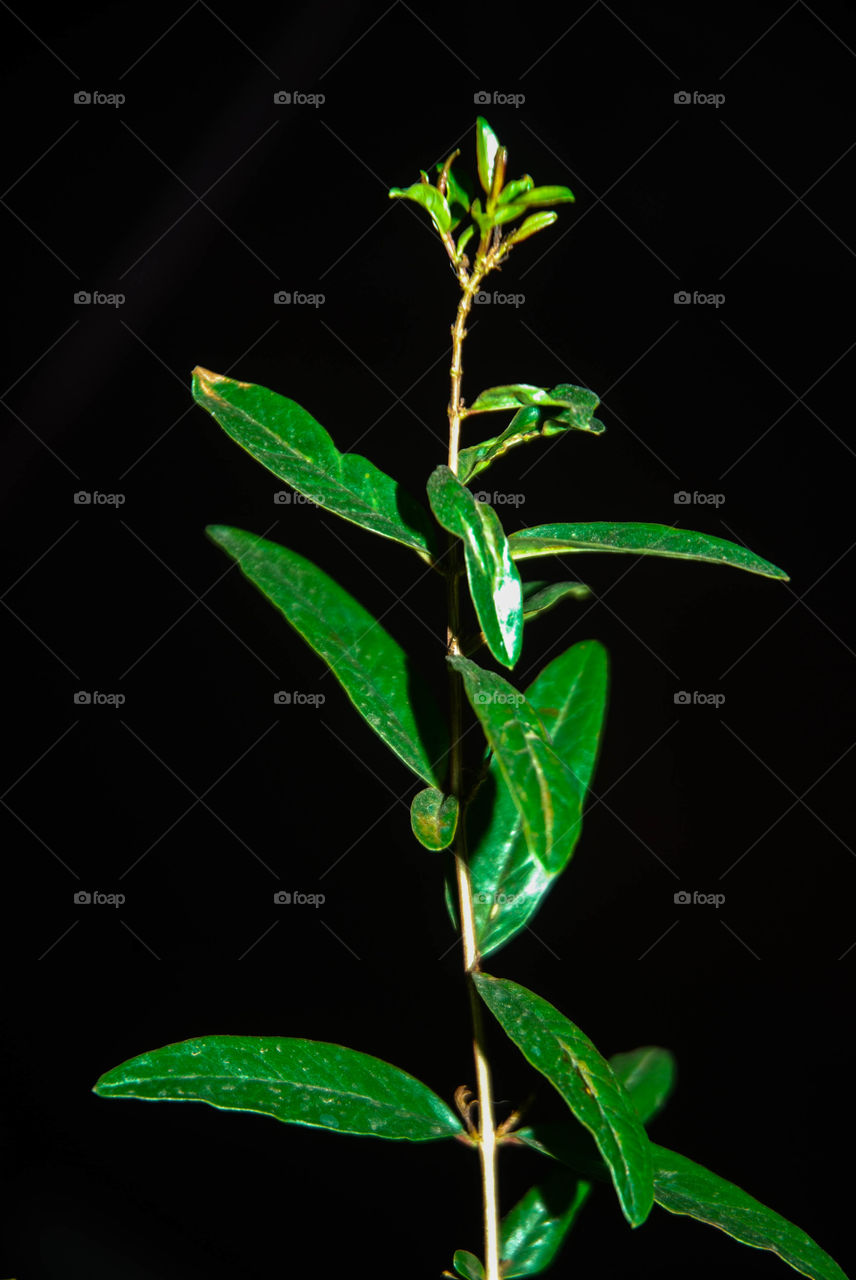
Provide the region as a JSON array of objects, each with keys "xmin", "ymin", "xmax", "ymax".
[
  {"xmin": 192, "ymin": 369, "xmax": 438, "ymax": 563},
  {"xmin": 411, "ymin": 787, "xmax": 459, "ymax": 851},
  {"xmin": 468, "ymin": 641, "xmax": 608, "ymax": 956},
  {"xmin": 509, "ymin": 522, "xmax": 789, "ymax": 581},
  {"xmin": 476, "ymin": 116, "xmax": 501, "ymax": 194},
  {"xmin": 452, "ymin": 1250, "xmax": 484, "ymax": 1280},
  {"xmin": 610, "ymin": 1047, "xmax": 677, "ymax": 1125},
  {"xmin": 449, "ymin": 656, "xmax": 586, "ymax": 874},
  {"xmin": 473, "ymin": 973, "xmax": 654, "ymax": 1227},
  {"xmin": 522, "ymin": 580, "xmax": 591, "ymax": 621},
  {"xmin": 505, "ymin": 212, "xmax": 559, "ymax": 247},
  {"xmin": 652, "ymin": 1145, "xmax": 848, "ymax": 1280},
  {"xmin": 388, "ymin": 181, "xmax": 452, "ymax": 235},
  {"xmin": 94, "ymin": 1035, "xmax": 464, "ymax": 1141},
  {"xmin": 501, "ymin": 1170, "xmax": 591, "ymax": 1277},
  {"xmin": 458, "ymin": 397, "xmax": 603, "ymax": 484},
  {"xmin": 207, "ymin": 526, "xmax": 447, "ymax": 786},
  {"xmin": 465, "ymin": 384, "xmax": 599, "ymax": 421},
  {"xmin": 428, "ymin": 467, "xmax": 523, "ymax": 669}
]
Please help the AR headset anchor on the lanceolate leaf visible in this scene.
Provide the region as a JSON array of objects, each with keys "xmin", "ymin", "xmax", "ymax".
[
  {"xmin": 94, "ymin": 1036, "xmax": 464, "ymax": 1142},
  {"xmin": 192, "ymin": 368, "xmax": 438, "ymax": 563},
  {"xmin": 208, "ymin": 526, "xmax": 447, "ymax": 786},
  {"xmin": 505, "ymin": 212, "xmax": 559, "ymax": 247},
  {"xmin": 449, "ymin": 656, "xmax": 585, "ymax": 874},
  {"xmin": 652, "ymin": 1146, "xmax": 847, "ymax": 1280},
  {"xmin": 458, "ymin": 399, "xmax": 603, "ymax": 484},
  {"xmin": 522, "ymin": 580, "xmax": 591, "ymax": 622},
  {"xmin": 411, "ymin": 787, "xmax": 458, "ymax": 851},
  {"xmin": 501, "ymin": 1171, "xmax": 591, "ymax": 1277},
  {"xmin": 467, "ymin": 641, "xmax": 608, "ymax": 956},
  {"xmin": 509, "ymin": 522, "xmax": 789, "ymax": 581},
  {"xmin": 473, "ymin": 973, "xmax": 654, "ymax": 1227},
  {"xmin": 428, "ymin": 467, "xmax": 523, "ymax": 669},
  {"xmin": 465, "ymin": 383, "xmax": 600, "ymax": 421}
]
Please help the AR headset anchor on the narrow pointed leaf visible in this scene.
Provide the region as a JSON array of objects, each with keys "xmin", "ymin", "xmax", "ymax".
[
  {"xmin": 458, "ymin": 396, "xmax": 603, "ymax": 485},
  {"xmin": 501, "ymin": 1171, "xmax": 591, "ymax": 1277},
  {"xmin": 449, "ymin": 656, "xmax": 586, "ymax": 874},
  {"xmin": 652, "ymin": 1145, "xmax": 847, "ymax": 1280},
  {"xmin": 428, "ymin": 467, "xmax": 523, "ymax": 669},
  {"xmin": 192, "ymin": 368, "xmax": 438, "ymax": 562},
  {"xmin": 511, "ymin": 184, "xmax": 575, "ymax": 207},
  {"xmin": 505, "ymin": 212, "xmax": 559, "ymax": 247},
  {"xmin": 452, "ymin": 1250, "xmax": 484, "ymax": 1280},
  {"xmin": 522, "ymin": 580, "xmax": 591, "ymax": 620},
  {"xmin": 473, "ymin": 973, "xmax": 654, "ymax": 1226},
  {"xmin": 411, "ymin": 787, "xmax": 458, "ymax": 851},
  {"xmin": 465, "ymin": 383, "xmax": 599, "ymax": 420},
  {"xmin": 610, "ymin": 1047, "xmax": 677, "ymax": 1125},
  {"xmin": 94, "ymin": 1035, "xmax": 463, "ymax": 1141},
  {"xmin": 476, "ymin": 116, "xmax": 501, "ymax": 193},
  {"xmin": 388, "ymin": 181, "xmax": 452, "ymax": 235},
  {"xmin": 468, "ymin": 641, "xmax": 608, "ymax": 955},
  {"xmin": 208, "ymin": 526, "xmax": 447, "ymax": 785},
  {"xmin": 509, "ymin": 522, "xmax": 789, "ymax": 581}
]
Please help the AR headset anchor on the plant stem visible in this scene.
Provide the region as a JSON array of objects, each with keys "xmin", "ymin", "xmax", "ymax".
[{"xmin": 447, "ymin": 270, "xmax": 502, "ymax": 1280}]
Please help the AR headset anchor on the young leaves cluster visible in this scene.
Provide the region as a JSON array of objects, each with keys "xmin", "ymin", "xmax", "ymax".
[{"xmin": 92, "ymin": 119, "xmax": 846, "ymax": 1280}]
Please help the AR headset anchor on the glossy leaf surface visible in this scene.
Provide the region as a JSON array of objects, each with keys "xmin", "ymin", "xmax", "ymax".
[
  {"xmin": 473, "ymin": 973, "xmax": 654, "ymax": 1226},
  {"xmin": 653, "ymin": 1145, "xmax": 847, "ymax": 1280},
  {"xmin": 192, "ymin": 369, "xmax": 438, "ymax": 562},
  {"xmin": 458, "ymin": 398, "xmax": 603, "ymax": 484},
  {"xmin": 208, "ymin": 527, "xmax": 447, "ymax": 785},
  {"xmin": 476, "ymin": 116, "xmax": 501, "ymax": 193},
  {"xmin": 522, "ymin": 580, "xmax": 591, "ymax": 621},
  {"xmin": 449, "ymin": 656, "xmax": 584, "ymax": 873},
  {"xmin": 465, "ymin": 383, "xmax": 599, "ymax": 420},
  {"xmin": 452, "ymin": 1250, "xmax": 484, "ymax": 1280},
  {"xmin": 411, "ymin": 787, "xmax": 458, "ymax": 851},
  {"xmin": 388, "ymin": 182, "xmax": 452, "ymax": 235},
  {"xmin": 505, "ymin": 212, "xmax": 558, "ymax": 246},
  {"xmin": 501, "ymin": 1171, "xmax": 591, "ymax": 1277},
  {"xmin": 467, "ymin": 641, "xmax": 608, "ymax": 955},
  {"xmin": 94, "ymin": 1035, "xmax": 463, "ymax": 1141},
  {"xmin": 428, "ymin": 467, "xmax": 523, "ymax": 669},
  {"xmin": 511, "ymin": 184, "xmax": 575, "ymax": 207},
  {"xmin": 509, "ymin": 522, "xmax": 788, "ymax": 580}
]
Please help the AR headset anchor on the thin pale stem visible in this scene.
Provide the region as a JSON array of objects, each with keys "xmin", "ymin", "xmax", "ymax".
[{"xmin": 446, "ymin": 264, "xmax": 502, "ymax": 1280}]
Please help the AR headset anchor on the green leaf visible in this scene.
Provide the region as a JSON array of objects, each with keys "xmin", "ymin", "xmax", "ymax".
[
  {"xmin": 465, "ymin": 383, "xmax": 599, "ymax": 419},
  {"xmin": 388, "ymin": 181, "xmax": 452, "ymax": 235},
  {"xmin": 428, "ymin": 467, "xmax": 523, "ymax": 669},
  {"xmin": 499, "ymin": 176, "xmax": 534, "ymax": 204},
  {"xmin": 468, "ymin": 641, "xmax": 608, "ymax": 955},
  {"xmin": 452, "ymin": 1250, "xmax": 484, "ymax": 1280},
  {"xmin": 522, "ymin": 580, "xmax": 591, "ymax": 621},
  {"xmin": 652, "ymin": 1145, "xmax": 848, "ymax": 1280},
  {"xmin": 192, "ymin": 368, "xmax": 438, "ymax": 563},
  {"xmin": 501, "ymin": 1171, "xmax": 591, "ymax": 1277},
  {"xmin": 610, "ymin": 1047, "xmax": 677, "ymax": 1125},
  {"xmin": 509, "ymin": 522, "xmax": 789, "ymax": 581},
  {"xmin": 411, "ymin": 787, "xmax": 459, "ymax": 851},
  {"xmin": 512, "ymin": 184, "xmax": 575, "ymax": 207},
  {"xmin": 94, "ymin": 1035, "xmax": 464, "ymax": 1142},
  {"xmin": 473, "ymin": 973, "xmax": 654, "ymax": 1227},
  {"xmin": 437, "ymin": 162, "xmax": 473, "ymax": 218},
  {"xmin": 456, "ymin": 224, "xmax": 476, "ymax": 260},
  {"xmin": 505, "ymin": 212, "xmax": 559, "ymax": 247},
  {"xmin": 458, "ymin": 398, "xmax": 603, "ymax": 484},
  {"xmin": 207, "ymin": 526, "xmax": 447, "ymax": 786},
  {"xmin": 476, "ymin": 116, "xmax": 501, "ymax": 194}
]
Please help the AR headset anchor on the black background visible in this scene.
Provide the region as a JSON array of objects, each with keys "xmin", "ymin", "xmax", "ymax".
[{"xmin": 2, "ymin": 2, "xmax": 854, "ymax": 1276}]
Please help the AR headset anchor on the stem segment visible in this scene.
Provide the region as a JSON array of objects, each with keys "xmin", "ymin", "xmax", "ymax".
[{"xmin": 447, "ymin": 267, "xmax": 502, "ymax": 1280}]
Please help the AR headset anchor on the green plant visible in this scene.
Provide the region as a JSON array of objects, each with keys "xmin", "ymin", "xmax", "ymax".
[{"xmin": 93, "ymin": 118, "xmax": 847, "ymax": 1280}]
